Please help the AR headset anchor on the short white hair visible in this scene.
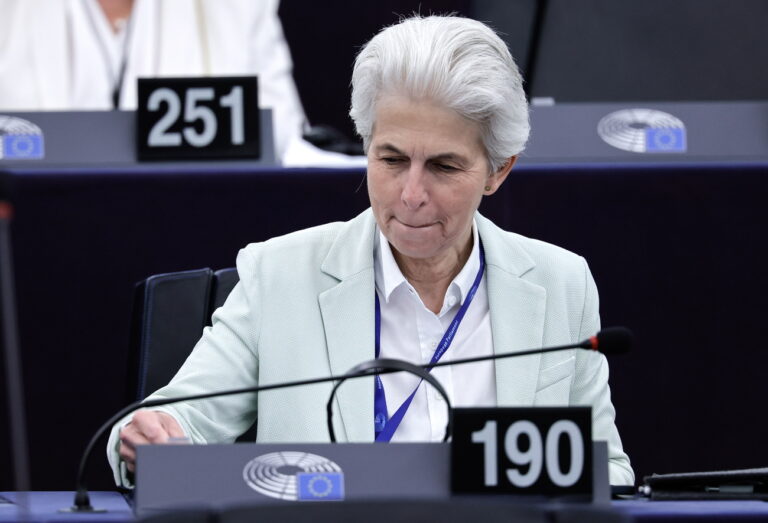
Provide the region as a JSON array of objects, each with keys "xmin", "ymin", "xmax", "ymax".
[{"xmin": 350, "ymin": 15, "xmax": 530, "ymax": 173}]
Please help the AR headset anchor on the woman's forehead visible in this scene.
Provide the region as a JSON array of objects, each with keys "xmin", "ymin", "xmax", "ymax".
[{"xmin": 370, "ymin": 95, "xmax": 485, "ymax": 159}]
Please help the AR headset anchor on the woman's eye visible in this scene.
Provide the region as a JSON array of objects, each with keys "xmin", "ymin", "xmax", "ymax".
[{"xmin": 434, "ymin": 163, "xmax": 458, "ymax": 172}]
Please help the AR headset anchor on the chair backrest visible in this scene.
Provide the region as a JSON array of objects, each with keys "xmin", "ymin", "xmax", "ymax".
[
  {"xmin": 208, "ymin": 267, "xmax": 240, "ymax": 325},
  {"xmin": 128, "ymin": 267, "xmax": 239, "ymax": 402}
]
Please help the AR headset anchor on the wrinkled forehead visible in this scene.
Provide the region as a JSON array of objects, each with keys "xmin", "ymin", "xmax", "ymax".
[{"xmin": 368, "ymin": 94, "xmax": 488, "ymax": 166}]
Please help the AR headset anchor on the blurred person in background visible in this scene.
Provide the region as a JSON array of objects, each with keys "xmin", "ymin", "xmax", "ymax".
[{"xmin": 0, "ymin": 0, "xmax": 312, "ymax": 162}]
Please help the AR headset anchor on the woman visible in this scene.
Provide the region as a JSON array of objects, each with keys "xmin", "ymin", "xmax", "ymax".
[{"xmin": 110, "ymin": 15, "xmax": 634, "ymax": 486}]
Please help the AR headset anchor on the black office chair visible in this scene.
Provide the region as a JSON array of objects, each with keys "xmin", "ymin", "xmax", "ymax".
[
  {"xmin": 126, "ymin": 267, "xmax": 255, "ymax": 441},
  {"xmin": 128, "ymin": 267, "xmax": 242, "ymax": 401},
  {"xmin": 208, "ymin": 267, "xmax": 239, "ymax": 326},
  {"xmin": 128, "ymin": 268, "xmax": 214, "ymax": 402}
]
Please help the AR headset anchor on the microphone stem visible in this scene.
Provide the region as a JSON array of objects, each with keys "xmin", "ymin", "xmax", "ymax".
[
  {"xmin": 0, "ymin": 204, "xmax": 30, "ymax": 491},
  {"xmin": 71, "ymin": 367, "xmax": 380, "ymax": 510},
  {"xmin": 427, "ymin": 342, "xmax": 589, "ymax": 370}
]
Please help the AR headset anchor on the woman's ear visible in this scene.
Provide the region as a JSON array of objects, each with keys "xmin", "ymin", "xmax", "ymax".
[{"xmin": 484, "ymin": 156, "xmax": 517, "ymax": 195}]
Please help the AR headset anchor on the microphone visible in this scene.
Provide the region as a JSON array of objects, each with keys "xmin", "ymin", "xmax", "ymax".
[
  {"xmin": 587, "ymin": 326, "xmax": 634, "ymax": 355},
  {"xmin": 65, "ymin": 327, "xmax": 632, "ymax": 512}
]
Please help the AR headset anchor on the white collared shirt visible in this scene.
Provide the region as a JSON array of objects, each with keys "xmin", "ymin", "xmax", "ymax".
[
  {"xmin": 374, "ymin": 223, "xmax": 496, "ymax": 442},
  {"xmin": 69, "ymin": 0, "xmax": 131, "ymax": 109}
]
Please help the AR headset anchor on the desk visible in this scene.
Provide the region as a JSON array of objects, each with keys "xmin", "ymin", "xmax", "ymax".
[
  {"xmin": 614, "ymin": 500, "xmax": 768, "ymax": 522},
  {"xmin": 3, "ymin": 492, "xmax": 768, "ymax": 522},
  {"xmin": 0, "ymin": 492, "xmax": 131, "ymax": 522},
  {"xmin": 1, "ymin": 163, "xmax": 767, "ymax": 490}
]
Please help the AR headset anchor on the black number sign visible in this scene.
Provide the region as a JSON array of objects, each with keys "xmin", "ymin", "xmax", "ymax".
[
  {"xmin": 137, "ymin": 76, "xmax": 260, "ymax": 161},
  {"xmin": 451, "ymin": 407, "xmax": 592, "ymax": 498}
]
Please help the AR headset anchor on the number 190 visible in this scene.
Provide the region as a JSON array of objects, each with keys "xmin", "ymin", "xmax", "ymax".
[{"xmin": 471, "ymin": 420, "xmax": 584, "ymax": 488}]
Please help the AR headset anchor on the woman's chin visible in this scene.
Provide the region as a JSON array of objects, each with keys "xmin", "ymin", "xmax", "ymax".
[{"xmin": 388, "ymin": 236, "xmax": 441, "ymax": 261}]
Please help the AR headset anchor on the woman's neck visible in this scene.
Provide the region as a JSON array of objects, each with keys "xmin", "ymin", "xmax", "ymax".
[
  {"xmin": 392, "ymin": 231, "xmax": 474, "ymax": 315},
  {"xmin": 97, "ymin": 0, "xmax": 134, "ymax": 33}
]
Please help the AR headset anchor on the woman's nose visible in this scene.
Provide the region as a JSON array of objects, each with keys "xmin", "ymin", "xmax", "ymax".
[{"xmin": 401, "ymin": 165, "xmax": 429, "ymax": 210}]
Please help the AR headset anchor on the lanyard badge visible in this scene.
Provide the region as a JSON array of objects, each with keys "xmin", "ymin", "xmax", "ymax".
[{"xmin": 374, "ymin": 242, "xmax": 485, "ymax": 441}]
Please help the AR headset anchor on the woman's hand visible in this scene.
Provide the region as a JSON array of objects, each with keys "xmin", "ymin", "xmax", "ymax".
[{"xmin": 118, "ymin": 410, "xmax": 186, "ymax": 473}]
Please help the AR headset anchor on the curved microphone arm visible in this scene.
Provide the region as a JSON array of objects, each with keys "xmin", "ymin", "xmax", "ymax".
[
  {"xmin": 65, "ymin": 357, "xmax": 451, "ymax": 512},
  {"xmin": 325, "ymin": 358, "xmax": 453, "ymax": 443},
  {"xmin": 65, "ymin": 327, "xmax": 630, "ymax": 512}
]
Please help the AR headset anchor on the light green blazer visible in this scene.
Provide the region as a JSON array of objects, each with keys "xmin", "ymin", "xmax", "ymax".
[{"xmin": 108, "ymin": 209, "xmax": 634, "ymax": 486}]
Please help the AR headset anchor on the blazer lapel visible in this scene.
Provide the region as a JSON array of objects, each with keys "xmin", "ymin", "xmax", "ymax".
[
  {"xmin": 478, "ymin": 214, "xmax": 547, "ymax": 406},
  {"xmin": 487, "ymin": 268, "xmax": 546, "ymax": 406},
  {"xmin": 318, "ymin": 210, "xmax": 377, "ymax": 443}
]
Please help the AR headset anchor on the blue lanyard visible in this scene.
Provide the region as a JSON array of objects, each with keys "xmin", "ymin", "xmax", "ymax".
[{"xmin": 374, "ymin": 241, "xmax": 486, "ymax": 442}]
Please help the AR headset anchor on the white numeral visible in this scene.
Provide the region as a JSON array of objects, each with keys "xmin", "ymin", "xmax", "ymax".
[
  {"xmin": 182, "ymin": 88, "xmax": 217, "ymax": 147},
  {"xmin": 147, "ymin": 88, "xmax": 182, "ymax": 146},
  {"xmin": 220, "ymin": 86, "xmax": 245, "ymax": 145},
  {"xmin": 545, "ymin": 420, "xmax": 583, "ymax": 487},
  {"xmin": 147, "ymin": 86, "xmax": 246, "ymax": 148},
  {"xmin": 471, "ymin": 419, "xmax": 584, "ymax": 489},
  {"xmin": 471, "ymin": 420, "xmax": 498, "ymax": 486},
  {"xmin": 505, "ymin": 420, "xmax": 543, "ymax": 488}
]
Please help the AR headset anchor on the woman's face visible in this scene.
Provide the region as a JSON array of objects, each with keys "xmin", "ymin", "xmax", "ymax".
[{"xmin": 367, "ymin": 95, "xmax": 511, "ymax": 263}]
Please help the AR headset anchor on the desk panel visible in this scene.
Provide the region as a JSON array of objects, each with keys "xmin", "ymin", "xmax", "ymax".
[{"xmin": 4, "ymin": 492, "xmax": 768, "ymax": 522}]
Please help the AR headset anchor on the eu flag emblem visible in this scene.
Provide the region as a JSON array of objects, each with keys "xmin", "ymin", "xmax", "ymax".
[
  {"xmin": 2, "ymin": 134, "xmax": 44, "ymax": 159},
  {"xmin": 645, "ymin": 128, "xmax": 686, "ymax": 153},
  {"xmin": 296, "ymin": 472, "xmax": 344, "ymax": 501}
]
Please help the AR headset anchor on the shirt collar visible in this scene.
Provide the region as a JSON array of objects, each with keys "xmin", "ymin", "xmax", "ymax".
[{"xmin": 374, "ymin": 221, "xmax": 481, "ymax": 306}]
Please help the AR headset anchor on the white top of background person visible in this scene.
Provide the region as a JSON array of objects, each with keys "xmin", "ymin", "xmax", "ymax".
[
  {"xmin": 108, "ymin": 14, "xmax": 634, "ymax": 487},
  {"xmin": 0, "ymin": 0, "xmax": 310, "ymax": 162}
]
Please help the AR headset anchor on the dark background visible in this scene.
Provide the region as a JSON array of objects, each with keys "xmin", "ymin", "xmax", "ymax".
[
  {"xmin": 2, "ymin": 0, "xmax": 768, "ymax": 492},
  {"xmin": 2, "ymin": 163, "xmax": 766, "ymax": 492},
  {"xmin": 280, "ymin": 0, "xmax": 768, "ymax": 142}
]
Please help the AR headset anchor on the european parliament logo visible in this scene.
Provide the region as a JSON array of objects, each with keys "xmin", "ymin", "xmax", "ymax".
[
  {"xmin": 597, "ymin": 109, "xmax": 687, "ymax": 154},
  {"xmin": 242, "ymin": 451, "xmax": 345, "ymax": 502},
  {"xmin": 0, "ymin": 116, "xmax": 45, "ymax": 160}
]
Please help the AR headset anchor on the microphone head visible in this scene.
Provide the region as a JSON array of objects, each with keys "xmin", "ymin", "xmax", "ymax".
[{"xmin": 588, "ymin": 327, "xmax": 634, "ymax": 355}]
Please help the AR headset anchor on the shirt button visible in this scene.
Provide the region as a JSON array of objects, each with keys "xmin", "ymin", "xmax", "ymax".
[{"xmin": 448, "ymin": 297, "xmax": 457, "ymax": 306}]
